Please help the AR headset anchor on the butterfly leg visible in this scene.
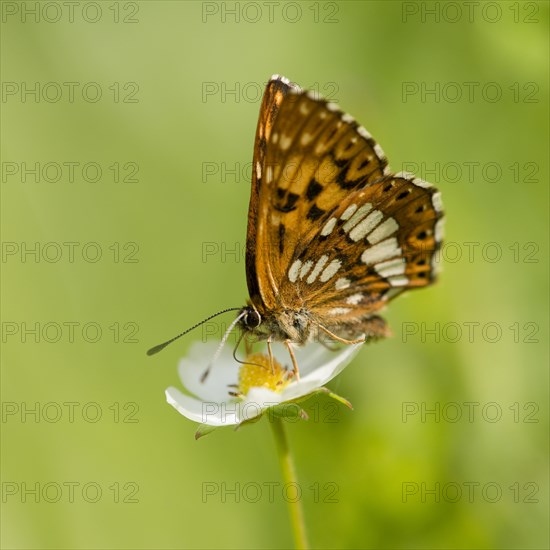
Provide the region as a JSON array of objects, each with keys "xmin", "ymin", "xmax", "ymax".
[
  {"xmin": 321, "ymin": 341, "xmax": 340, "ymax": 351},
  {"xmin": 284, "ymin": 340, "xmax": 300, "ymax": 381},
  {"xmin": 267, "ymin": 336, "xmax": 275, "ymax": 374},
  {"xmin": 317, "ymin": 324, "xmax": 366, "ymax": 345}
]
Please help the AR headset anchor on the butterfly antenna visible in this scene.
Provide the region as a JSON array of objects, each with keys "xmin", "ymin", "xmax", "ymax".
[
  {"xmin": 146, "ymin": 308, "xmax": 243, "ymax": 356},
  {"xmin": 200, "ymin": 311, "xmax": 247, "ymax": 383}
]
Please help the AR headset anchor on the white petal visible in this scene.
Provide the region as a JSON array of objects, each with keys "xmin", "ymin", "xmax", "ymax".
[
  {"xmin": 239, "ymin": 387, "xmax": 283, "ymax": 421},
  {"xmin": 280, "ymin": 342, "xmax": 363, "ymax": 401},
  {"xmin": 165, "ymin": 387, "xmax": 240, "ymax": 426},
  {"xmin": 178, "ymin": 341, "xmax": 239, "ymax": 402},
  {"xmin": 244, "ymin": 386, "xmax": 284, "ymax": 410}
]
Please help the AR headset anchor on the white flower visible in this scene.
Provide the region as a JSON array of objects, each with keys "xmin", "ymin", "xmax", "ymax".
[{"xmin": 165, "ymin": 340, "xmax": 362, "ymax": 427}]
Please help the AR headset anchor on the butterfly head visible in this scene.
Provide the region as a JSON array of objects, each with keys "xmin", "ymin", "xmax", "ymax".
[{"xmin": 240, "ymin": 305, "xmax": 262, "ymax": 332}]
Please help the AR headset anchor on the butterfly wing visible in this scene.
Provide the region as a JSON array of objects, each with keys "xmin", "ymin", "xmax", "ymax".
[
  {"xmin": 286, "ymin": 173, "xmax": 444, "ymax": 328},
  {"xmin": 246, "ymin": 75, "xmax": 444, "ymax": 340},
  {"xmin": 246, "ymin": 75, "xmax": 392, "ymax": 316},
  {"xmin": 245, "ymin": 75, "xmax": 294, "ymax": 309}
]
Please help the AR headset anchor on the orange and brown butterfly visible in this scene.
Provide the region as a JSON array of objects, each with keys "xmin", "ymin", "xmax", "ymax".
[
  {"xmin": 148, "ymin": 75, "xmax": 444, "ymax": 376},
  {"xmin": 236, "ymin": 75, "xmax": 444, "ymax": 372}
]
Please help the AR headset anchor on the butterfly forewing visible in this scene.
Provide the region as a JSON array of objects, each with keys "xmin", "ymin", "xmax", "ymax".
[
  {"xmin": 245, "ymin": 76, "xmax": 292, "ymax": 307},
  {"xmin": 246, "ymin": 75, "xmax": 444, "ymax": 341},
  {"xmin": 247, "ymin": 76, "xmax": 392, "ymax": 314}
]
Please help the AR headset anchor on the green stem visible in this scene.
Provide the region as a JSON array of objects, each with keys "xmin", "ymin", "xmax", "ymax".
[{"xmin": 271, "ymin": 417, "xmax": 309, "ymax": 549}]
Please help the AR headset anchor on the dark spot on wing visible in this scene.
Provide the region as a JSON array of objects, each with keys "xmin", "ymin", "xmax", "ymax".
[
  {"xmin": 306, "ymin": 179, "xmax": 323, "ymax": 201},
  {"xmin": 337, "ymin": 167, "xmax": 367, "ymax": 190},
  {"xmin": 307, "ymin": 204, "xmax": 325, "ymax": 221},
  {"xmin": 270, "ymin": 102, "xmax": 279, "ymax": 122},
  {"xmin": 343, "ymin": 139, "xmax": 355, "ymax": 151},
  {"xmin": 278, "ymin": 223, "xmax": 285, "ymax": 254},
  {"xmin": 274, "ymin": 192, "xmax": 299, "ymax": 213},
  {"xmin": 358, "ymin": 158, "xmax": 370, "ymax": 170},
  {"xmin": 326, "ymin": 126, "xmax": 338, "ymax": 141},
  {"xmin": 334, "ymin": 157, "xmax": 349, "ymax": 169},
  {"xmin": 259, "ymin": 137, "xmax": 266, "ymax": 153},
  {"xmin": 396, "ymin": 190, "xmax": 411, "ymax": 200}
]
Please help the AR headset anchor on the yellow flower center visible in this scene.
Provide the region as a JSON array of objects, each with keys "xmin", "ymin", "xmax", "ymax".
[{"xmin": 238, "ymin": 353, "xmax": 292, "ymax": 395}]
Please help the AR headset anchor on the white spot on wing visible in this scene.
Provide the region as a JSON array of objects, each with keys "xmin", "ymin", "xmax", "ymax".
[
  {"xmin": 321, "ymin": 217, "xmax": 337, "ymax": 237},
  {"xmin": 342, "ymin": 113, "xmax": 354, "ymax": 123},
  {"xmin": 280, "ymin": 135, "xmax": 292, "ymax": 151},
  {"xmin": 306, "ymin": 255, "xmax": 329, "ymax": 284},
  {"xmin": 432, "ymin": 192, "xmax": 443, "ymax": 213},
  {"xmin": 412, "ymin": 177, "xmax": 431, "ymax": 188},
  {"xmin": 342, "ymin": 203, "xmax": 372, "ymax": 233},
  {"xmin": 326, "ymin": 102, "xmax": 339, "ymax": 111},
  {"xmin": 271, "ymin": 74, "xmax": 290, "ymax": 85},
  {"xmin": 346, "ymin": 293, "xmax": 363, "ymax": 305},
  {"xmin": 375, "ymin": 258, "xmax": 406, "ymax": 278},
  {"xmin": 362, "ymin": 238, "xmax": 401, "ymax": 265},
  {"xmin": 388, "ymin": 275, "xmax": 409, "ymax": 287},
  {"xmin": 272, "ymin": 132, "xmax": 279, "ymax": 144},
  {"xmin": 266, "ymin": 165, "xmax": 273, "ymax": 184},
  {"xmin": 395, "ymin": 171, "xmax": 432, "ymax": 188},
  {"xmin": 288, "ymin": 260, "xmax": 302, "ymax": 283},
  {"xmin": 299, "ymin": 260, "xmax": 313, "ymax": 279},
  {"xmin": 367, "ymin": 217, "xmax": 399, "ymax": 244},
  {"xmin": 435, "ymin": 218, "xmax": 445, "ymax": 241},
  {"xmin": 255, "ymin": 161, "xmax": 261, "ymax": 180},
  {"xmin": 306, "ymin": 90, "xmax": 321, "ymax": 101},
  {"xmin": 340, "ymin": 204, "xmax": 358, "ymax": 221},
  {"xmin": 301, "ymin": 133, "xmax": 313, "ymax": 146},
  {"xmin": 357, "ymin": 126, "xmax": 372, "ymax": 140},
  {"xmin": 373, "ymin": 143, "xmax": 386, "ymax": 159},
  {"xmin": 330, "ymin": 307, "xmax": 351, "ymax": 315},
  {"xmin": 394, "ymin": 171, "xmax": 415, "ymax": 180},
  {"xmin": 320, "ymin": 259, "xmax": 342, "ymax": 283},
  {"xmin": 335, "ymin": 277, "xmax": 350, "ymax": 290},
  {"xmin": 431, "ymin": 251, "xmax": 441, "ymax": 275},
  {"xmin": 349, "ymin": 210, "xmax": 383, "ymax": 242}
]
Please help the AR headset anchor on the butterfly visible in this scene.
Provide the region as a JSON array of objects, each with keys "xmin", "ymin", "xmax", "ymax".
[
  {"xmin": 148, "ymin": 75, "xmax": 444, "ymax": 377},
  {"xmin": 236, "ymin": 75, "xmax": 444, "ymax": 374}
]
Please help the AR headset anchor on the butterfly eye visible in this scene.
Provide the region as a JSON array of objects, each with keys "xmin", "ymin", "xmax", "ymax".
[{"xmin": 244, "ymin": 309, "xmax": 262, "ymax": 329}]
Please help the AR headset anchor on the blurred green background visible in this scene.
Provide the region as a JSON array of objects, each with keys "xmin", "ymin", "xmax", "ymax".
[{"xmin": 1, "ymin": 1, "xmax": 548, "ymax": 548}]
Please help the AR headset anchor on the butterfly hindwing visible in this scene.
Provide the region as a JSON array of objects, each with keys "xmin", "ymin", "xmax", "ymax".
[{"xmin": 281, "ymin": 173, "xmax": 443, "ymax": 326}]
